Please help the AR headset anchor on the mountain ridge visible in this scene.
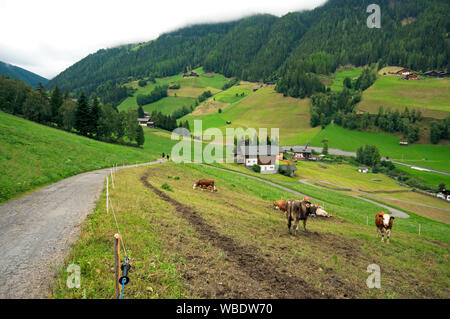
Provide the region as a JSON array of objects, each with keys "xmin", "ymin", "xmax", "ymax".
[
  {"xmin": 0, "ymin": 61, "xmax": 48, "ymax": 88},
  {"xmin": 47, "ymin": 0, "xmax": 449, "ymax": 102}
]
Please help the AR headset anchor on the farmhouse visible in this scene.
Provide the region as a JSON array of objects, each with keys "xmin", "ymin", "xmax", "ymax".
[
  {"xmin": 358, "ymin": 167, "xmax": 369, "ymax": 173},
  {"xmin": 403, "ymin": 73, "xmax": 419, "ymax": 80},
  {"xmin": 146, "ymin": 121, "xmax": 155, "ymax": 128},
  {"xmin": 437, "ymin": 190, "xmax": 450, "ymax": 202},
  {"xmin": 235, "ymin": 145, "xmax": 278, "ymax": 174},
  {"xmin": 138, "ymin": 118, "xmax": 150, "ymax": 126},
  {"xmin": 280, "ymin": 145, "xmax": 312, "ymax": 160},
  {"xmin": 399, "ymin": 141, "xmax": 408, "ymax": 146},
  {"xmin": 423, "ymin": 70, "xmax": 450, "ymax": 78},
  {"xmin": 183, "ymin": 71, "xmax": 200, "ymax": 78},
  {"xmin": 278, "ymin": 159, "xmax": 298, "ymax": 177},
  {"xmin": 396, "ymin": 68, "xmax": 411, "ymax": 76}
]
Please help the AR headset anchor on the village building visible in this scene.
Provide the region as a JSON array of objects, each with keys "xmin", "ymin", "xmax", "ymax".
[
  {"xmin": 403, "ymin": 73, "xmax": 419, "ymax": 80},
  {"xmin": 279, "ymin": 145, "xmax": 312, "ymax": 160},
  {"xmin": 437, "ymin": 190, "xmax": 450, "ymax": 202},
  {"xmin": 358, "ymin": 167, "xmax": 369, "ymax": 173},
  {"xmin": 235, "ymin": 145, "xmax": 279, "ymax": 174},
  {"xmin": 278, "ymin": 159, "xmax": 298, "ymax": 177},
  {"xmin": 423, "ymin": 70, "xmax": 450, "ymax": 78},
  {"xmin": 138, "ymin": 118, "xmax": 150, "ymax": 126},
  {"xmin": 396, "ymin": 68, "xmax": 411, "ymax": 76}
]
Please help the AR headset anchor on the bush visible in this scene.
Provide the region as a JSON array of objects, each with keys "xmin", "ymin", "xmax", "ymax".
[
  {"xmin": 252, "ymin": 164, "xmax": 261, "ymax": 173},
  {"xmin": 138, "ymin": 80, "xmax": 147, "ymax": 87},
  {"xmin": 161, "ymin": 183, "xmax": 173, "ymax": 192}
]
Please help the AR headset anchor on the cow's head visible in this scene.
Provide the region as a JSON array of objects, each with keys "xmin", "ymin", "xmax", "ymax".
[
  {"xmin": 213, "ymin": 186, "xmax": 218, "ymax": 192},
  {"xmin": 382, "ymin": 214, "xmax": 392, "ymax": 227}
]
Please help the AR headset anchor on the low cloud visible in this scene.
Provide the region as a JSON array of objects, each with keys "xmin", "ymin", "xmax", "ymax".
[{"xmin": 0, "ymin": 0, "xmax": 327, "ymax": 79}]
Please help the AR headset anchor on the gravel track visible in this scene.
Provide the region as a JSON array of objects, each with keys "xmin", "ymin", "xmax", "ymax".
[{"xmin": 0, "ymin": 159, "xmax": 166, "ymax": 299}]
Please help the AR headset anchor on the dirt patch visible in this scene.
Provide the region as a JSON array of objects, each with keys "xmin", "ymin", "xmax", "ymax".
[{"xmin": 141, "ymin": 171, "xmax": 328, "ymax": 298}]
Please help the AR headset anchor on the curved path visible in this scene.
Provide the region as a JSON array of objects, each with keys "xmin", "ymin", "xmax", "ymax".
[
  {"xmin": 282, "ymin": 145, "xmax": 449, "ymax": 176},
  {"xmin": 204, "ymin": 165, "xmax": 409, "ymax": 218},
  {"xmin": 299, "ymin": 179, "xmax": 410, "ymax": 218},
  {"xmin": 0, "ymin": 159, "xmax": 166, "ymax": 299}
]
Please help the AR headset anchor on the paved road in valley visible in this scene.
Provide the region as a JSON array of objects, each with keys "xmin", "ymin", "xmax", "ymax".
[
  {"xmin": 204, "ymin": 165, "xmax": 409, "ymax": 218},
  {"xmin": 282, "ymin": 145, "xmax": 449, "ymax": 176},
  {"xmin": 0, "ymin": 159, "xmax": 166, "ymax": 299}
]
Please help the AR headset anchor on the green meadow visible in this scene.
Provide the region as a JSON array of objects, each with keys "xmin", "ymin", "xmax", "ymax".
[
  {"xmin": 117, "ymin": 67, "xmax": 228, "ymax": 113},
  {"xmin": 0, "ymin": 111, "xmax": 178, "ymax": 203},
  {"xmin": 311, "ymin": 125, "xmax": 450, "ymax": 172},
  {"xmin": 182, "ymin": 85, "xmax": 320, "ymax": 145},
  {"xmin": 53, "ymin": 162, "xmax": 449, "ymax": 299},
  {"xmin": 329, "ymin": 67, "xmax": 364, "ymax": 92},
  {"xmin": 358, "ymin": 75, "xmax": 450, "ymax": 119}
]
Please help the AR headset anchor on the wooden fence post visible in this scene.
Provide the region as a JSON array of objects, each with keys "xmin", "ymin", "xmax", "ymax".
[
  {"xmin": 419, "ymin": 224, "xmax": 421, "ymax": 236},
  {"xmin": 106, "ymin": 176, "xmax": 109, "ymax": 215},
  {"xmin": 111, "ymin": 168, "xmax": 115, "ymax": 189},
  {"xmin": 114, "ymin": 233, "xmax": 121, "ymax": 299}
]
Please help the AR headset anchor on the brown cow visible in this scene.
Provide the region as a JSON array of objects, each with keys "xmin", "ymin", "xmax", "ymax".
[
  {"xmin": 375, "ymin": 211, "xmax": 395, "ymax": 243},
  {"xmin": 286, "ymin": 199, "xmax": 318, "ymax": 235},
  {"xmin": 273, "ymin": 199, "xmax": 287, "ymax": 213},
  {"xmin": 193, "ymin": 179, "xmax": 217, "ymax": 192}
]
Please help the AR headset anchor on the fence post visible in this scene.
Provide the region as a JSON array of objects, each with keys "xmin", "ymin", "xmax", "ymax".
[
  {"xmin": 366, "ymin": 215, "xmax": 368, "ymax": 226},
  {"xmin": 111, "ymin": 168, "xmax": 115, "ymax": 189},
  {"xmin": 106, "ymin": 176, "xmax": 109, "ymax": 215},
  {"xmin": 114, "ymin": 233, "xmax": 121, "ymax": 299},
  {"xmin": 419, "ymin": 224, "xmax": 421, "ymax": 236}
]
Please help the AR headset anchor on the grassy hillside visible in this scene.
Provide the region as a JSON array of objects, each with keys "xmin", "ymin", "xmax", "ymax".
[
  {"xmin": 329, "ymin": 67, "xmax": 363, "ymax": 92},
  {"xmin": 117, "ymin": 67, "xmax": 228, "ymax": 113},
  {"xmin": 357, "ymin": 75, "xmax": 450, "ymax": 119},
  {"xmin": 311, "ymin": 125, "xmax": 450, "ymax": 172},
  {"xmin": 52, "ymin": 162, "xmax": 449, "ymax": 299},
  {"xmin": 0, "ymin": 111, "xmax": 177, "ymax": 203},
  {"xmin": 183, "ymin": 85, "xmax": 320, "ymax": 145}
]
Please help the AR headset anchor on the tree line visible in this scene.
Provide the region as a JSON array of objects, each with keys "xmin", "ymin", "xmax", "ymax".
[
  {"xmin": 0, "ymin": 76, "xmax": 145, "ymax": 146},
  {"xmin": 136, "ymin": 85, "xmax": 168, "ymax": 106}
]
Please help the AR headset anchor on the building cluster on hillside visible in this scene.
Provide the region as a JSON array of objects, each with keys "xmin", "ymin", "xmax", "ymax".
[
  {"xmin": 394, "ymin": 68, "xmax": 450, "ymax": 80},
  {"xmin": 137, "ymin": 112, "xmax": 154, "ymax": 128},
  {"xmin": 183, "ymin": 71, "xmax": 199, "ymax": 78},
  {"xmin": 234, "ymin": 143, "xmax": 324, "ymax": 176}
]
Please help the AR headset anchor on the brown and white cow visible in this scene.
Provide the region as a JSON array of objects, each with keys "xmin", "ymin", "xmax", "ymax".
[
  {"xmin": 286, "ymin": 199, "xmax": 319, "ymax": 235},
  {"xmin": 375, "ymin": 211, "xmax": 395, "ymax": 243},
  {"xmin": 315, "ymin": 207, "xmax": 332, "ymax": 217},
  {"xmin": 193, "ymin": 179, "xmax": 217, "ymax": 192},
  {"xmin": 273, "ymin": 199, "xmax": 287, "ymax": 213}
]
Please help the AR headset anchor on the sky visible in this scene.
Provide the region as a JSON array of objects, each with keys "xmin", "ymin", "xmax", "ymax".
[{"xmin": 0, "ymin": 0, "xmax": 327, "ymax": 79}]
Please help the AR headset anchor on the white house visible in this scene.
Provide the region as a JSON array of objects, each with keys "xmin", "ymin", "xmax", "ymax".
[
  {"xmin": 358, "ymin": 167, "xmax": 369, "ymax": 173},
  {"xmin": 245, "ymin": 157, "xmax": 258, "ymax": 167}
]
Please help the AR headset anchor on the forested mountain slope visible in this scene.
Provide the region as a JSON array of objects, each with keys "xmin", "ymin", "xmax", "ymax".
[
  {"xmin": 47, "ymin": 0, "xmax": 449, "ymax": 103},
  {"xmin": 0, "ymin": 61, "xmax": 48, "ymax": 88}
]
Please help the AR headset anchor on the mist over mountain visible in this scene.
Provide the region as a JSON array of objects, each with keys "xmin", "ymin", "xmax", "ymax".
[
  {"xmin": 47, "ymin": 0, "xmax": 449, "ymax": 102},
  {"xmin": 0, "ymin": 61, "xmax": 48, "ymax": 88}
]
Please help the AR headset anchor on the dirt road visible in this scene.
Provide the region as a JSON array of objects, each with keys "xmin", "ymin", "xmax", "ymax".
[{"xmin": 0, "ymin": 159, "xmax": 165, "ymax": 299}]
